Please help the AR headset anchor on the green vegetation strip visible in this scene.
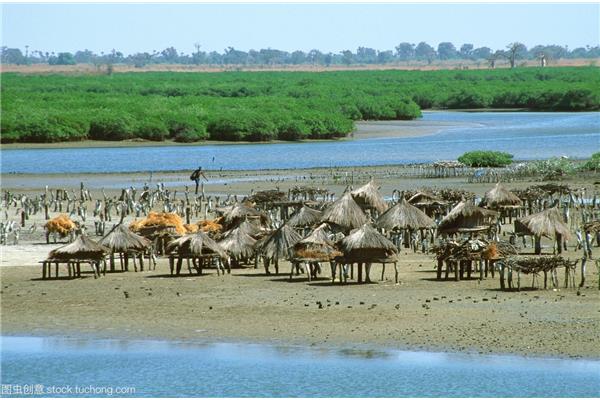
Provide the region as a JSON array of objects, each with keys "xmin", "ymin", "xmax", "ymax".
[{"xmin": 1, "ymin": 67, "xmax": 598, "ymax": 143}]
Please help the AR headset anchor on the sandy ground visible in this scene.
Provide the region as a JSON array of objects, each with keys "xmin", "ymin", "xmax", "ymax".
[
  {"xmin": 1, "ymin": 247, "xmax": 598, "ymax": 359},
  {"xmin": 1, "ymin": 167, "xmax": 599, "ymax": 359}
]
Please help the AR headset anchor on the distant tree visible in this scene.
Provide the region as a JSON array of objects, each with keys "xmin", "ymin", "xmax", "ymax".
[
  {"xmin": 129, "ymin": 52, "xmax": 153, "ymax": 68},
  {"xmin": 377, "ymin": 50, "xmax": 394, "ymax": 64},
  {"xmin": 290, "ymin": 50, "xmax": 307, "ymax": 64},
  {"xmin": 340, "ymin": 50, "xmax": 354, "ymax": 65},
  {"xmin": 206, "ymin": 51, "xmax": 223, "ymax": 64},
  {"xmin": 506, "ymin": 42, "xmax": 527, "ymax": 68},
  {"xmin": 74, "ymin": 49, "xmax": 95, "ymax": 63},
  {"xmin": 260, "ymin": 48, "xmax": 288, "ymax": 65},
  {"xmin": 48, "ymin": 52, "xmax": 76, "ymax": 65},
  {"xmin": 223, "ymin": 47, "xmax": 248, "ymax": 64},
  {"xmin": 472, "ymin": 47, "xmax": 492, "ymax": 60},
  {"xmin": 192, "ymin": 43, "xmax": 205, "ymax": 65},
  {"xmin": 395, "ymin": 42, "xmax": 415, "ymax": 61},
  {"xmin": 437, "ymin": 42, "xmax": 458, "ymax": 60},
  {"xmin": 415, "ymin": 42, "xmax": 436, "ymax": 64},
  {"xmin": 161, "ymin": 47, "xmax": 179, "ymax": 63},
  {"xmin": 459, "ymin": 43, "xmax": 474, "ymax": 59},
  {"xmin": 307, "ymin": 49, "xmax": 324, "ymax": 65},
  {"xmin": 569, "ymin": 47, "xmax": 588, "ymax": 58},
  {"xmin": 356, "ymin": 47, "xmax": 377, "ymax": 64},
  {"xmin": 324, "ymin": 52, "xmax": 333, "ymax": 66},
  {"xmin": 1, "ymin": 47, "xmax": 27, "ymax": 64}
]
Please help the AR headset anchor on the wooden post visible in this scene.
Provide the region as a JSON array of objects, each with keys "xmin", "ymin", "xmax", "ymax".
[
  {"xmin": 176, "ymin": 257, "xmax": 183, "ymax": 275},
  {"xmin": 454, "ymin": 261, "xmax": 460, "ymax": 281},
  {"xmin": 436, "ymin": 259, "xmax": 443, "ymax": 280},
  {"xmin": 42, "ymin": 261, "xmax": 47, "ymax": 279},
  {"xmin": 499, "ymin": 264, "xmax": 505, "ymax": 290},
  {"xmin": 169, "ymin": 256, "xmax": 175, "ymax": 275},
  {"xmin": 534, "ymin": 235, "xmax": 541, "ymax": 255},
  {"xmin": 381, "ymin": 262, "xmax": 386, "ymax": 281},
  {"xmin": 394, "ymin": 262, "xmax": 398, "ymax": 284},
  {"xmin": 357, "ymin": 263, "xmax": 363, "ymax": 283}
]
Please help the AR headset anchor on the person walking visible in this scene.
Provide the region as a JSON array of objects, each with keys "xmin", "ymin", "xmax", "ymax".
[{"xmin": 190, "ymin": 166, "xmax": 208, "ymax": 194}]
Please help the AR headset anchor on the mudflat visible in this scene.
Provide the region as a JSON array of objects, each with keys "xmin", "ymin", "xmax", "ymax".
[{"xmin": 1, "ymin": 166, "xmax": 599, "ymax": 359}]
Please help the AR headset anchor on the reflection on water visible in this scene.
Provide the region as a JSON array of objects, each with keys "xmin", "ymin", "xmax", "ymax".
[
  {"xmin": 2, "ymin": 336, "xmax": 599, "ymax": 397},
  {"xmin": 1, "ymin": 112, "xmax": 598, "ymax": 174}
]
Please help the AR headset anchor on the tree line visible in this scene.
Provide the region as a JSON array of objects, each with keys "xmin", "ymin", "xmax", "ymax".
[{"xmin": 2, "ymin": 41, "xmax": 599, "ymax": 67}]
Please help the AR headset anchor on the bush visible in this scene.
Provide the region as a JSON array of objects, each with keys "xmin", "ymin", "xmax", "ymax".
[
  {"xmin": 89, "ymin": 114, "xmax": 135, "ymax": 140},
  {"xmin": 276, "ymin": 119, "xmax": 310, "ymax": 141},
  {"xmin": 581, "ymin": 152, "xmax": 600, "ymax": 171},
  {"xmin": 173, "ymin": 130, "xmax": 206, "ymax": 143},
  {"xmin": 458, "ymin": 150, "xmax": 514, "ymax": 167},
  {"xmin": 136, "ymin": 121, "xmax": 169, "ymax": 141},
  {"xmin": 1, "ymin": 114, "xmax": 88, "ymax": 143}
]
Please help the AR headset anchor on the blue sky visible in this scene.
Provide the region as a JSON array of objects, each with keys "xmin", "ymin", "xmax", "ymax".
[{"xmin": 2, "ymin": 3, "xmax": 599, "ymax": 55}]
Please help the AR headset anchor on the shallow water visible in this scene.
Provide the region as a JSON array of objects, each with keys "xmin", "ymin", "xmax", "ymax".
[
  {"xmin": 1, "ymin": 336, "xmax": 599, "ymax": 397},
  {"xmin": 1, "ymin": 112, "xmax": 598, "ymax": 174}
]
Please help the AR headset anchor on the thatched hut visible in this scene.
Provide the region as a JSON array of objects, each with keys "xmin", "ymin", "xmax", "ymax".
[
  {"xmin": 376, "ymin": 198, "xmax": 436, "ymax": 250},
  {"xmin": 258, "ymin": 224, "xmax": 302, "ymax": 274},
  {"xmin": 337, "ymin": 224, "xmax": 399, "ymax": 284},
  {"xmin": 166, "ymin": 231, "xmax": 227, "ymax": 276},
  {"xmin": 437, "ymin": 201, "xmax": 499, "ymax": 236},
  {"xmin": 286, "ymin": 205, "xmax": 323, "ymax": 235},
  {"xmin": 351, "ymin": 179, "xmax": 388, "ymax": 215},
  {"xmin": 219, "ymin": 202, "xmax": 270, "ymax": 230},
  {"xmin": 218, "ymin": 226, "xmax": 257, "ymax": 267},
  {"xmin": 480, "ymin": 183, "xmax": 523, "ymax": 223},
  {"xmin": 291, "ymin": 223, "xmax": 342, "ymax": 281},
  {"xmin": 321, "ymin": 192, "xmax": 368, "ymax": 233},
  {"xmin": 99, "ymin": 224, "xmax": 153, "ymax": 272},
  {"xmin": 43, "ymin": 235, "xmax": 108, "ymax": 279},
  {"xmin": 407, "ymin": 191, "xmax": 448, "ymax": 219},
  {"xmin": 515, "ymin": 207, "xmax": 571, "ymax": 254}
]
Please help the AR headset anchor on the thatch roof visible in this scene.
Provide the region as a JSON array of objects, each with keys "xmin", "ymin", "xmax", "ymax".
[
  {"xmin": 48, "ymin": 235, "xmax": 109, "ymax": 261},
  {"xmin": 167, "ymin": 231, "xmax": 227, "ymax": 258},
  {"xmin": 219, "ymin": 202, "xmax": 269, "ymax": 230},
  {"xmin": 247, "ymin": 190, "xmax": 287, "ymax": 205},
  {"xmin": 322, "ymin": 193, "xmax": 368, "ymax": 232},
  {"xmin": 340, "ymin": 224, "xmax": 398, "ymax": 253},
  {"xmin": 480, "ymin": 183, "xmax": 522, "ymax": 208},
  {"xmin": 408, "ymin": 191, "xmax": 444, "ymax": 206},
  {"xmin": 99, "ymin": 224, "xmax": 151, "ymax": 253},
  {"xmin": 437, "ymin": 201, "xmax": 499, "ymax": 234},
  {"xmin": 258, "ymin": 224, "xmax": 302, "ymax": 260},
  {"xmin": 218, "ymin": 227, "xmax": 257, "ymax": 259},
  {"xmin": 351, "ymin": 179, "xmax": 388, "ymax": 213},
  {"xmin": 376, "ymin": 198, "xmax": 436, "ymax": 231},
  {"xmin": 339, "ymin": 224, "xmax": 397, "ymax": 262},
  {"xmin": 286, "ymin": 205, "xmax": 323, "ymax": 228},
  {"xmin": 292, "ymin": 223, "xmax": 342, "ymax": 261},
  {"xmin": 514, "ymin": 207, "xmax": 571, "ymax": 239}
]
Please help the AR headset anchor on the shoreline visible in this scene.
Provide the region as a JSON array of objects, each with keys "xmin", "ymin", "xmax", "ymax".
[
  {"xmin": 3, "ymin": 332, "xmax": 599, "ymax": 362},
  {"xmin": 0, "ymin": 117, "xmax": 461, "ymax": 150}
]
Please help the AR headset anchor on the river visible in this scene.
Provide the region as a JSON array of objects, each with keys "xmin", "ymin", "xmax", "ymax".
[
  {"xmin": 1, "ymin": 336, "xmax": 599, "ymax": 397},
  {"xmin": 1, "ymin": 112, "xmax": 598, "ymax": 174}
]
